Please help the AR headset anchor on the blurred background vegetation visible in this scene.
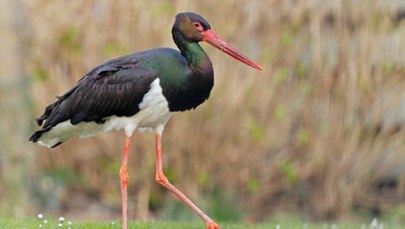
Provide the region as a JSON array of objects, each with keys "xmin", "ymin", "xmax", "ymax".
[{"xmin": 1, "ymin": 0, "xmax": 405, "ymax": 225}]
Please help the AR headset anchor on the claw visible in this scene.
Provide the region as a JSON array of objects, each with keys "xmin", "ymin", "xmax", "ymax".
[{"xmin": 207, "ymin": 221, "xmax": 221, "ymax": 229}]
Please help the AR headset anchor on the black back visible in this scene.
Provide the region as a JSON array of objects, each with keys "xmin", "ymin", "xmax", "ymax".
[{"xmin": 30, "ymin": 54, "xmax": 157, "ymax": 143}]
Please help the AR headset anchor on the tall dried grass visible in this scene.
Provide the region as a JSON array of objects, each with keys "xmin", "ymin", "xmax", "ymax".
[{"xmin": 1, "ymin": 0, "xmax": 405, "ymax": 223}]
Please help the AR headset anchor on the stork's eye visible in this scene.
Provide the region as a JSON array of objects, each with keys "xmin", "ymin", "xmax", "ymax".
[{"xmin": 192, "ymin": 22, "xmax": 203, "ymax": 31}]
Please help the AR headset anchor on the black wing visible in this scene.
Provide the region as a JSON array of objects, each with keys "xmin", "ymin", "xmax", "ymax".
[{"xmin": 30, "ymin": 61, "xmax": 157, "ymax": 142}]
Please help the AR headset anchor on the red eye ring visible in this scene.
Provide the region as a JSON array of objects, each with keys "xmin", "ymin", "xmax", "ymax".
[{"xmin": 192, "ymin": 22, "xmax": 203, "ymax": 31}]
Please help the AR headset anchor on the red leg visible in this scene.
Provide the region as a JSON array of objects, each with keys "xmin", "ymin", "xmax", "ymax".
[
  {"xmin": 154, "ymin": 133, "xmax": 221, "ymax": 229},
  {"xmin": 119, "ymin": 136, "xmax": 132, "ymax": 229}
]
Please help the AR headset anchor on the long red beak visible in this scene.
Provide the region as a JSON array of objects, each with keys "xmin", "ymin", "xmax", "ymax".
[{"xmin": 202, "ymin": 29, "xmax": 263, "ymax": 70}]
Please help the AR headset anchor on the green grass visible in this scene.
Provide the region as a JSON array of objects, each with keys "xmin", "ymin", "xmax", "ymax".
[{"xmin": 0, "ymin": 218, "xmax": 403, "ymax": 229}]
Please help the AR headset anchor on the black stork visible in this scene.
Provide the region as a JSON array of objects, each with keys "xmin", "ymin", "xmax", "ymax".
[{"xmin": 30, "ymin": 12, "xmax": 262, "ymax": 229}]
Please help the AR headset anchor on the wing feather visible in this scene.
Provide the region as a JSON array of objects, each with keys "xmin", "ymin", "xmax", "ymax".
[{"xmin": 30, "ymin": 62, "xmax": 157, "ymax": 143}]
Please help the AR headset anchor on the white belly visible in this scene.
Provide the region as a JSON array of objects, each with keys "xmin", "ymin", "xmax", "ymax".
[{"xmin": 37, "ymin": 79, "xmax": 171, "ymax": 148}]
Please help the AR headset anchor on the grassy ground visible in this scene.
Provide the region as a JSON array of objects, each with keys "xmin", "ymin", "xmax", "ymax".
[{"xmin": 0, "ymin": 218, "xmax": 402, "ymax": 229}]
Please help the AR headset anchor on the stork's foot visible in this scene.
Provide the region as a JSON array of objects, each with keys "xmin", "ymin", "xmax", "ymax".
[{"xmin": 206, "ymin": 221, "xmax": 221, "ymax": 229}]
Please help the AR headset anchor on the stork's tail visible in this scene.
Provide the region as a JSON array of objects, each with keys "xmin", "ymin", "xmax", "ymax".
[
  {"xmin": 29, "ymin": 129, "xmax": 45, "ymax": 143},
  {"xmin": 29, "ymin": 126, "xmax": 62, "ymax": 148}
]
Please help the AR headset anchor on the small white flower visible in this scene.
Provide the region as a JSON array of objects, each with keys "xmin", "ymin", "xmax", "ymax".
[
  {"xmin": 276, "ymin": 224, "xmax": 280, "ymax": 229},
  {"xmin": 370, "ymin": 218, "xmax": 378, "ymax": 228},
  {"xmin": 58, "ymin": 222, "xmax": 63, "ymax": 227},
  {"xmin": 37, "ymin": 213, "xmax": 44, "ymax": 219},
  {"xmin": 43, "ymin": 219, "xmax": 48, "ymax": 224},
  {"xmin": 58, "ymin": 216, "xmax": 65, "ymax": 222}
]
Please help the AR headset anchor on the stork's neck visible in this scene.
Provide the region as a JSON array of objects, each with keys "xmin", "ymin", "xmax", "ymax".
[
  {"xmin": 172, "ymin": 32, "xmax": 212, "ymax": 75},
  {"xmin": 162, "ymin": 30, "xmax": 214, "ymax": 112}
]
